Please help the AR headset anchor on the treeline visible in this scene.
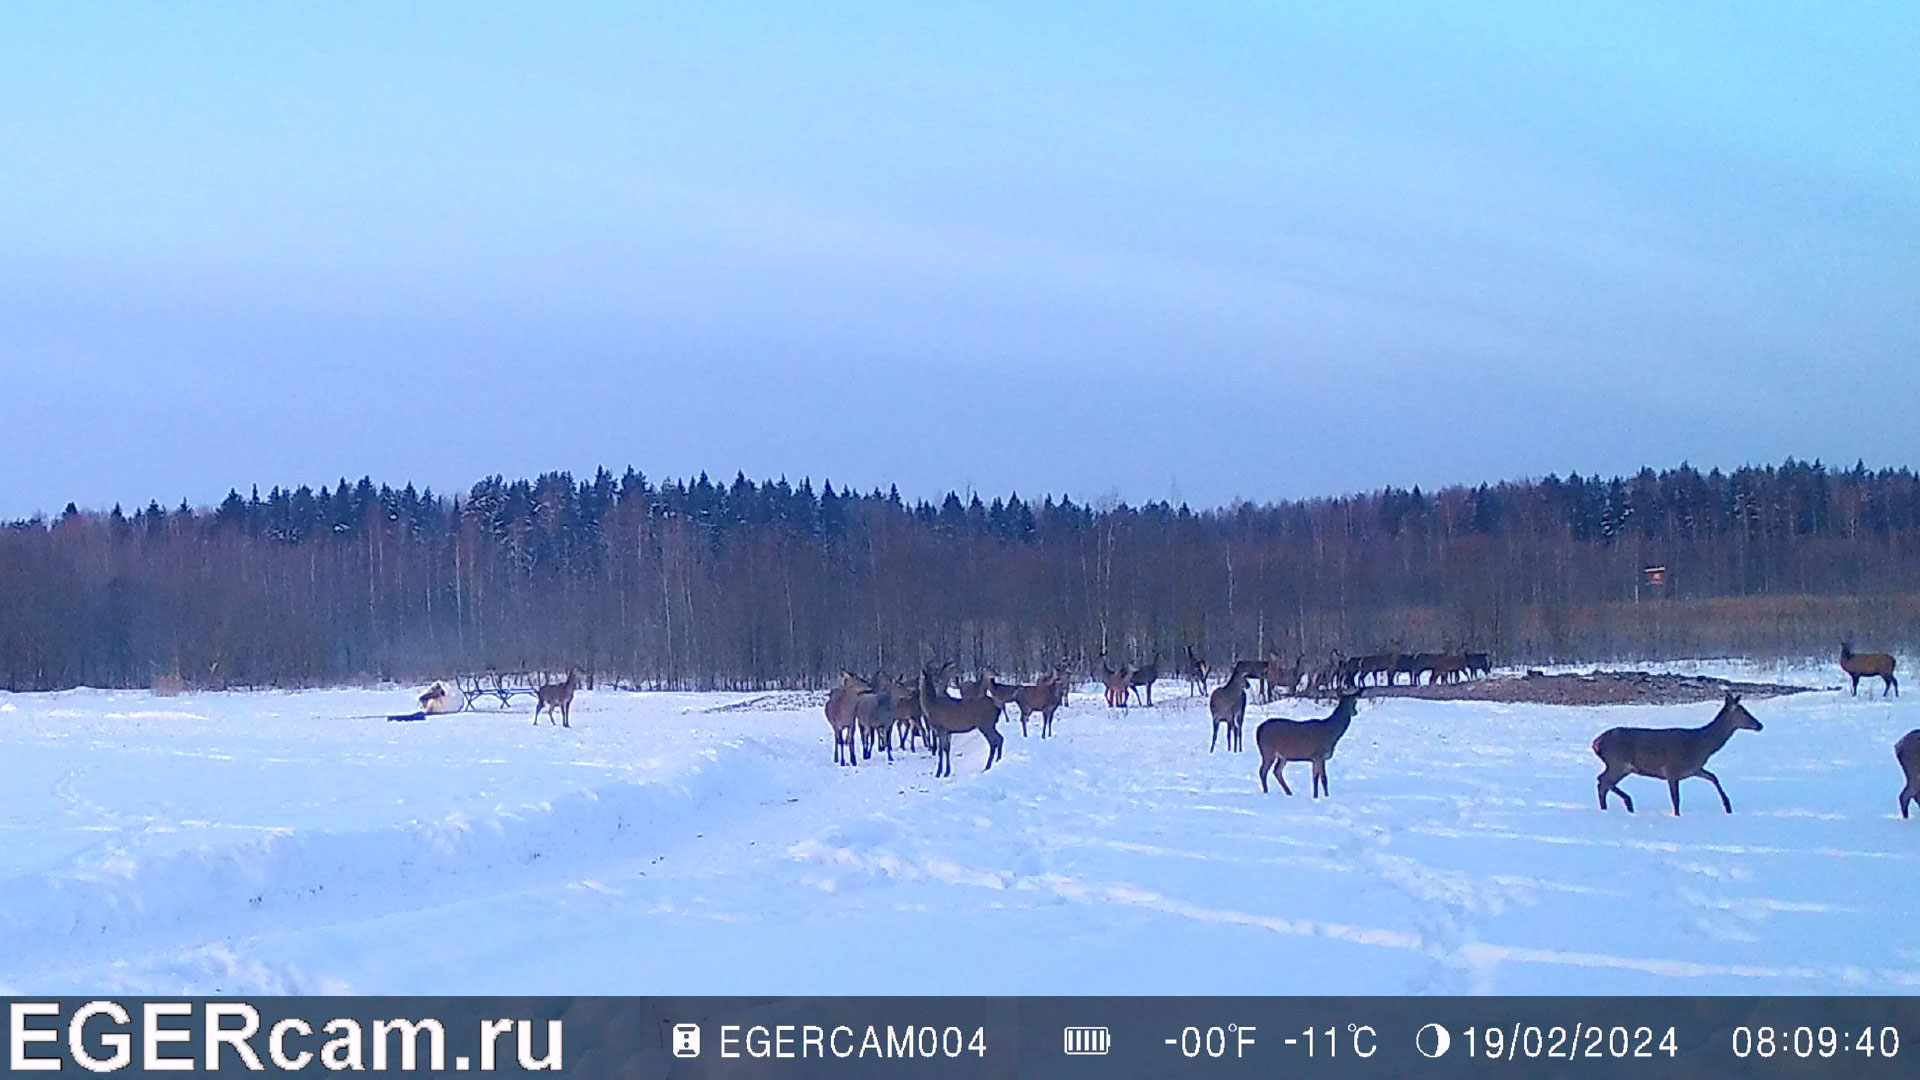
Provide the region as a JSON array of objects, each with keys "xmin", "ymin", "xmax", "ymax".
[{"xmin": 2, "ymin": 459, "xmax": 1917, "ymax": 691}]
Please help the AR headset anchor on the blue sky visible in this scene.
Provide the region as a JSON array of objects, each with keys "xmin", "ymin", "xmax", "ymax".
[{"xmin": 4, "ymin": 3, "xmax": 1916, "ymax": 516}]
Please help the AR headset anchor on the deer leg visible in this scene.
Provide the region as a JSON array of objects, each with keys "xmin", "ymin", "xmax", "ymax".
[
  {"xmin": 1697, "ymin": 768, "xmax": 1732, "ymax": 813},
  {"xmin": 1313, "ymin": 758, "xmax": 1328, "ymax": 798},
  {"xmin": 1851, "ymin": 674, "xmax": 1859, "ymax": 695},
  {"xmin": 1667, "ymin": 778, "xmax": 1683, "ymax": 816},
  {"xmin": 1258, "ymin": 754, "xmax": 1273, "ymax": 793},
  {"xmin": 1902, "ymin": 786, "xmax": 1915, "ymax": 819},
  {"xmin": 1273, "ymin": 760, "xmax": 1294, "ymax": 796},
  {"xmin": 1210, "ymin": 719, "xmax": 1220, "ymax": 753},
  {"xmin": 1597, "ymin": 767, "xmax": 1633, "ymax": 812}
]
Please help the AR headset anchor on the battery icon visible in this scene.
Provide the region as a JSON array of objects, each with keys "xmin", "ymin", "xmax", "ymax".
[{"xmin": 1063, "ymin": 1026, "xmax": 1111, "ymax": 1055}]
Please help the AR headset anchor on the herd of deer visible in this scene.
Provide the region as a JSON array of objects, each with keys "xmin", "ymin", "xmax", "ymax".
[{"xmin": 814, "ymin": 641, "xmax": 1914, "ymax": 820}]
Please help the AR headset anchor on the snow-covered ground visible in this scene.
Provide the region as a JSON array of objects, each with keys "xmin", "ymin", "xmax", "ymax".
[{"xmin": 2, "ymin": 663, "xmax": 1915, "ymax": 995}]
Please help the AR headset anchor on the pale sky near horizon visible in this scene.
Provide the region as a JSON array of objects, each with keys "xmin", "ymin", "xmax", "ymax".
[{"xmin": 4, "ymin": 4, "xmax": 1916, "ymax": 517}]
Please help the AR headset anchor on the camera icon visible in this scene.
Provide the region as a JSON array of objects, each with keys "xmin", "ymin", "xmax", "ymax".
[{"xmin": 672, "ymin": 1023, "xmax": 701, "ymax": 1058}]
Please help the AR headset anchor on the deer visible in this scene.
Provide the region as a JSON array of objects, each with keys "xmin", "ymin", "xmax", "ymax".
[
  {"xmin": 1841, "ymin": 642, "xmax": 1899, "ymax": 697},
  {"xmin": 889, "ymin": 675, "xmax": 929, "ymax": 753},
  {"xmin": 824, "ymin": 670, "xmax": 871, "ymax": 766},
  {"xmin": 1012, "ymin": 671, "xmax": 1066, "ymax": 737},
  {"xmin": 1208, "ymin": 658, "xmax": 1261, "ymax": 753},
  {"xmin": 1260, "ymin": 651, "xmax": 1304, "ymax": 702},
  {"xmin": 918, "ymin": 662, "xmax": 1006, "ymax": 777},
  {"xmin": 1593, "ymin": 692, "xmax": 1764, "ymax": 815},
  {"xmin": 1897, "ymin": 730, "xmax": 1920, "ymax": 819},
  {"xmin": 1184, "ymin": 644, "xmax": 1210, "ymax": 696},
  {"xmin": 1098, "ymin": 654, "xmax": 1135, "ymax": 708},
  {"xmin": 533, "ymin": 667, "xmax": 582, "ymax": 727},
  {"xmin": 1255, "ymin": 687, "xmax": 1364, "ymax": 796},
  {"xmin": 1464, "ymin": 651, "xmax": 1491, "ymax": 680},
  {"xmin": 854, "ymin": 676, "xmax": 897, "ymax": 763},
  {"xmin": 1128, "ymin": 652, "xmax": 1161, "ymax": 706},
  {"xmin": 1428, "ymin": 652, "xmax": 1466, "ymax": 685}
]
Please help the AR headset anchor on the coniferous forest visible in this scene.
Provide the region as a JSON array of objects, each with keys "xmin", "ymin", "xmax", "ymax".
[{"xmin": 2, "ymin": 459, "xmax": 1916, "ymax": 691}]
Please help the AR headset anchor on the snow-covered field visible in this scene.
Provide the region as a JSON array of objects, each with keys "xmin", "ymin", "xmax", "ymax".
[{"xmin": 2, "ymin": 664, "xmax": 1916, "ymax": 996}]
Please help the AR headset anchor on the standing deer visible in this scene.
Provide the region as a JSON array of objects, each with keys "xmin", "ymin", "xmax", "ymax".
[
  {"xmin": 1593, "ymin": 692, "xmax": 1764, "ymax": 815},
  {"xmin": 1841, "ymin": 642, "xmax": 1899, "ymax": 697},
  {"xmin": 1098, "ymin": 654, "xmax": 1136, "ymax": 708},
  {"xmin": 1897, "ymin": 730, "xmax": 1920, "ymax": 819},
  {"xmin": 533, "ymin": 667, "xmax": 581, "ymax": 727},
  {"xmin": 824, "ymin": 670, "xmax": 871, "ymax": 766},
  {"xmin": 890, "ymin": 676, "xmax": 929, "ymax": 753},
  {"xmin": 1013, "ymin": 671, "xmax": 1066, "ymax": 737},
  {"xmin": 1184, "ymin": 644, "xmax": 1210, "ymax": 697},
  {"xmin": 1208, "ymin": 658, "xmax": 1261, "ymax": 753},
  {"xmin": 1256, "ymin": 688, "xmax": 1364, "ymax": 796},
  {"xmin": 854, "ymin": 676, "xmax": 897, "ymax": 763},
  {"xmin": 919, "ymin": 662, "xmax": 1006, "ymax": 777},
  {"xmin": 1129, "ymin": 652, "xmax": 1161, "ymax": 707},
  {"xmin": 1464, "ymin": 651, "xmax": 1491, "ymax": 680}
]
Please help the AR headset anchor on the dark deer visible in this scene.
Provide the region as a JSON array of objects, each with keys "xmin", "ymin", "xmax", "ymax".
[
  {"xmin": 1897, "ymin": 730, "xmax": 1920, "ymax": 819},
  {"xmin": 1841, "ymin": 642, "xmax": 1899, "ymax": 697},
  {"xmin": 1129, "ymin": 652, "xmax": 1161, "ymax": 706},
  {"xmin": 1256, "ymin": 688, "xmax": 1364, "ymax": 796},
  {"xmin": 824, "ymin": 670, "xmax": 870, "ymax": 766},
  {"xmin": 1184, "ymin": 644, "xmax": 1210, "ymax": 696},
  {"xmin": 854, "ymin": 674, "xmax": 896, "ymax": 763},
  {"xmin": 533, "ymin": 667, "xmax": 581, "ymax": 727},
  {"xmin": 1593, "ymin": 692, "xmax": 1764, "ymax": 815},
  {"xmin": 889, "ymin": 676, "xmax": 929, "ymax": 753},
  {"xmin": 1013, "ymin": 671, "xmax": 1067, "ymax": 737},
  {"xmin": 919, "ymin": 663, "xmax": 1006, "ymax": 777},
  {"xmin": 1208, "ymin": 658, "xmax": 1261, "ymax": 753},
  {"xmin": 1260, "ymin": 651, "xmax": 1304, "ymax": 702},
  {"xmin": 1464, "ymin": 651, "xmax": 1491, "ymax": 679}
]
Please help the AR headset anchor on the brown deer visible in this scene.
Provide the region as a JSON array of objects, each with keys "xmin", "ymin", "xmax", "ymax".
[
  {"xmin": 1260, "ymin": 651, "xmax": 1304, "ymax": 702},
  {"xmin": 1012, "ymin": 671, "xmax": 1067, "ymax": 738},
  {"xmin": 1128, "ymin": 652, "xmax": 1161, "ymax": 706},
  {"xmin": 1256, "ymin": 688, "xmax": 1364, "ymax": 796},
  {"xmin": 1098, "ymin": 654, "xmax": 1136, "ymax": 708},
  {"xmin": 1208, "ymin": 658, "xmax": 1261, "ymax": 752},
  {"xmin": 1897, "ymin": 730, "xmax": 1920, "ymax": 819},
  {"xmin": 1841, "ymin": 642, "xmax": 1899, "ymax": 697},
  {"xmin": 1593, "ymin": 692, "xmax": 1764, "ymax": 815},
  {"xmin": 533, "ymin": 667, "xmax": 581, "ymax": 727},
  {"xmin": 1428, "ymin": 652, "xmax": 1466, "ymax": 685},
  {"xmin": 985, "ymin": 672, "xmax": 1023, "ymax": 714},
  {"xmin": 1183, "ymin": 644, "xmax": 1210, "ymax": 696},
  {"xmin": 918, "ymin": 662, "xmax": 1006, "ymax": 776},
  {"xmin": 824, "ymin": 670, "xmax": 871, "ymax": 766}
]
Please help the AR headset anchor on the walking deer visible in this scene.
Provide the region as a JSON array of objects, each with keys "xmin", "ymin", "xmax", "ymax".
[
  {"xmin": 1013, "ymin": 671, "xmax": 1066, "ymax": 737},
  {"xmin": 1208, "ymin": 658, "xmax": 1261, "ymax": 753},
  {"xmin": 1593, "ymin": 692, "xmax": 1763, "ymax": 814},
  {"xmin": 919, "ymin": 663, "xmax": 1006, "ymax": 777},
  {"xmin": 1129, "ymin": 652, "xmax": 1161, "ymax": 706},
  {"xmin": 1841, "ymin": 642, "xmax": 1899, "ymax": 697},
  {"xmin": 533, "ymin": 667, "xmax": 582, "ymax": 727},
  {"xmin": 1897, "ymin": 730, "xmax": 1920, "ymax": 819},
  {"xmin": 1184, "ymin": 644, "xmax": 1210, "ymax": 696},
  {"xmin": 1256, "ymin": 688, "xmax": 1364, "ymax": 796}
]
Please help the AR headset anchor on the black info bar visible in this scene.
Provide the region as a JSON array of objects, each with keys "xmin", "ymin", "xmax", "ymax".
[{"xmin": 5, "ymin": 997, "xmax": 1916, "ymax": 1078}]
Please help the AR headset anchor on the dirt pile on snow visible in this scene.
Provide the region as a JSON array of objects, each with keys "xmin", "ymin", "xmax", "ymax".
[{"xmin": 1372, "ymin": 669, "xmax": 1825, "ymax": 706}]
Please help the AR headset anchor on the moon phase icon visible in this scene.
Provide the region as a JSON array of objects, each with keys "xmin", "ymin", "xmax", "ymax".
[{"xmin": 1416, "ymin": 1023, "xmax": 1452, "ymax": 1058}]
